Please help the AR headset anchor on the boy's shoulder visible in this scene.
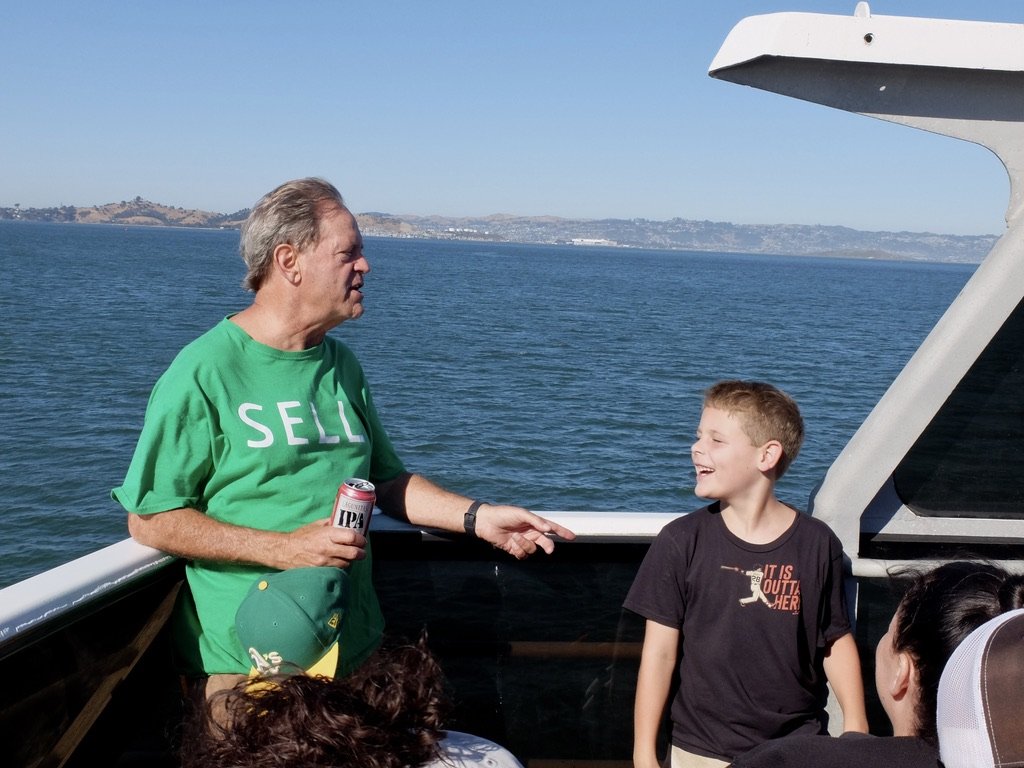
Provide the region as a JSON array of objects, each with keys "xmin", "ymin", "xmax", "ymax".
[
  {"xmin": 790, "ymin": 509, "xmax": 843, "ymax": 545},
  {"xmin": 660, "ymin": 504, "xmax": 718, "ymax": 534},
  {"xmin": 640, "ymin": 506, "xmax": 719, "ymax": 559}
]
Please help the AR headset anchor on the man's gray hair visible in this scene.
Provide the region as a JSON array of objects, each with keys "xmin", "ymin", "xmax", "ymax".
[{"xmin": 239, "ymin": 178, "xmax": 346, "ymax": 292}]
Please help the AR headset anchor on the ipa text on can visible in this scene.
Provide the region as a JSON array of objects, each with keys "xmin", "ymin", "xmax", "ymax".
[{"xmin": 331, "ymin": 478, "xmax": 375, "ymax": 536}]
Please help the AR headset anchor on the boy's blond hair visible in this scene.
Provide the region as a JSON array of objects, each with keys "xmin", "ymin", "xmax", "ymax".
[{"xmin": 704, "ymin": 380, "xmax": 804, "ymax": 478}]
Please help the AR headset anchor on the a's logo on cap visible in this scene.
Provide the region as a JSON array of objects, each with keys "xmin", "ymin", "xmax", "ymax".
[{"xmin": 248, "ymin": 647, "xmax": 285, "ymax": 675}]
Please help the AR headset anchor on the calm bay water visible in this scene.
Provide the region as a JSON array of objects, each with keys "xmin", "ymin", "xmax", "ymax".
[{"xmin": 0, "ymin": 220, "xmax": 976, "ymax": 588}]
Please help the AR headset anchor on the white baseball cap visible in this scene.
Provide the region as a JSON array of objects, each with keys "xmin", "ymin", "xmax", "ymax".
[
  {"xmin": 429, "ymin": 731, "xmax": 524, "ymax": 768},
  {"xmin": 937, "ymin": 607, "xmax": 1024, "ymax": 768}
]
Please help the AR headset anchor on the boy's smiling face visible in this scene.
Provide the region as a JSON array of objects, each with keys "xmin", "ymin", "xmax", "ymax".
[{"xmin": 691, "ymin": 406, "xmax": 764, "ymax": 500}]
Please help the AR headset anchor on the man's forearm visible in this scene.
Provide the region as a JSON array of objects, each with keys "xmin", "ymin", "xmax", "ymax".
[
  {"xmin": 128, "ymin": 508, "xmax": 294, "ymax": 570},
  {"xmin": 376, "ymin": 472, "xmax": 473, "ymax": 532}
]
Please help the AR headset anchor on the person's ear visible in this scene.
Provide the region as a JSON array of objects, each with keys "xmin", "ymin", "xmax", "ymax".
[
  {"xmin": 273, "ymin": 243, "xmax": 301, "ymax": 286},
  {"xmin": 888, "ymin": 651, "xmax": 913, "ymax": 702},
  {"xmin": 758, "ymin": 441, "xmax": 783, "ymax": 472}
]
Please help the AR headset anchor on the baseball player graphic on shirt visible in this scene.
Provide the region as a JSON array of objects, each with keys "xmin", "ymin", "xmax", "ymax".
[
  {"xmin": 721, "ymin": 564, "xmax": 773, "ymax": 607},
  {"xmin": 720, "ymin": 563, "xmax": 802, "ymax": 613}
]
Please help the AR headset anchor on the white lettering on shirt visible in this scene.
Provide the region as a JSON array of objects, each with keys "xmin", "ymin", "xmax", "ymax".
[
  {"xmin": 310, "ymin": 403, "xmax": 340, "ymax": 445},
  {"xmin": 239, "ymin": 403, "xmax": 274, "ymax": 448},
  {"xmin": 278, "ymin": 401, "xmax": 309, "ymax": 446},
  {"xmin": 237, "ymin": 401, "xmax": 364, "ymax": 447},
  {"xmin": 337, "ymin": 401, "xmax": 366, "ymax": 443}
]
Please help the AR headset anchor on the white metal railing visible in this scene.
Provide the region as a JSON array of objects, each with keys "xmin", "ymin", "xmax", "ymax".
[
  {"xmin": 5, "ymin": 510, "xmax": 1018, "ymax": 651},
  {"xmin": 0, "ymin": 538, "xmax": 174, "ymax": 647}
]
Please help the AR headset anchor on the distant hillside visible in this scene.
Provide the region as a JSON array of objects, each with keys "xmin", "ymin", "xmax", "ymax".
[
  {"xmin": 0, "ymin": 197, "xmax": 249, "ymax": 229},
  {"xmin": 0, "ymin": 200, "xmax": 998, "ymax": 263},
  {"xmin": 358, "ymin": 213, "xmax": 997, "ymax": 264}
]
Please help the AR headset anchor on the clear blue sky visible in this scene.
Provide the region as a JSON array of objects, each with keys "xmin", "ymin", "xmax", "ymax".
[{"xmin": 3, "ymin": 1, "xmax": 1022, "ymax": 235}]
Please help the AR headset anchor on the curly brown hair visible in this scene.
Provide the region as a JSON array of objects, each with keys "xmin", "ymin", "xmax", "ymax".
[{"xmin": 181, "ymin": 636, "xmax": 451, "ymax": 768}]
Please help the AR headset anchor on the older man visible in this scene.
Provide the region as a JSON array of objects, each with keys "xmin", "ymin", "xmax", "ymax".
[{"xmin": 113, "ymin": 177, "xmax": 574, "ymax": 700}]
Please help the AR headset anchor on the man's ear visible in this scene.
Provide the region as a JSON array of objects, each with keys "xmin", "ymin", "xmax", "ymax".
[{"xmin": 273, "ymin": 243, "xmax": 300, "ymax": 285}]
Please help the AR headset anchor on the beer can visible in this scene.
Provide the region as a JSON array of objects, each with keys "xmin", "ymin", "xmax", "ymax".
[{"xmin": 331, "ymin": 478, "xmax": 375, "ymax": 535}]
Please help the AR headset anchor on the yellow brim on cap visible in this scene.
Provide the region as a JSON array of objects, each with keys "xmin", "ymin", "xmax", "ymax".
[
  {"xmin": 246, "ymin": 640, "xmax": 341, "ymax": 682},
  {"xmin": 305, "ymin": 640, "xmax": 340, "ymax": 679}
]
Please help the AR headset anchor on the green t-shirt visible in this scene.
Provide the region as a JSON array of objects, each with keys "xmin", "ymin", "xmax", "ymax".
[{"xmin": 112, "ymin": 318, "xmax": 406, "ymax": 676}]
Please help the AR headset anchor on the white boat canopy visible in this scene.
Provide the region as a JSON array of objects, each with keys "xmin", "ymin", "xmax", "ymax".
[{"xmin": 710, "ymin": 3, "xmax": 1024, "ymax": 574}]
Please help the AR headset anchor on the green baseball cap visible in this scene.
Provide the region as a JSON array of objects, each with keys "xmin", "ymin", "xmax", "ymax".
[{"xmin": 235, "ymin": 566, "xmax": 350, "ymax": 679}]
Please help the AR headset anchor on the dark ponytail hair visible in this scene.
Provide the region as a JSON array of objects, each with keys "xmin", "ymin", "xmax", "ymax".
[
  {"xmin": 890, "ymin": 561, "xmax": 1024, "ymax": 743},
  {"xmin": 998, "ymin": 575, "xmax": 1024, "ymax": 615}
]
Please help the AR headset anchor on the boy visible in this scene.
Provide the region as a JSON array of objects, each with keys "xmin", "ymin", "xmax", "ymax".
[{"xmin": 624, "ymin": 380, "xmax": 867, "ymax": 768}]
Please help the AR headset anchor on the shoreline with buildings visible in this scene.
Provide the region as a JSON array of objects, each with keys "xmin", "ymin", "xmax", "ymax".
[{"xmin": 0, "ymin": 198, "xmax": 996, "ymax": 263}]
